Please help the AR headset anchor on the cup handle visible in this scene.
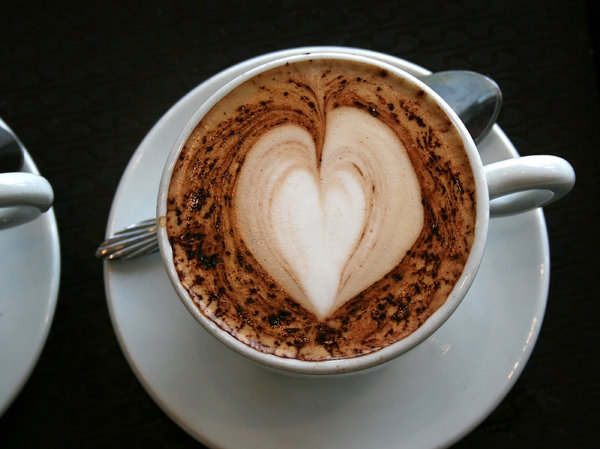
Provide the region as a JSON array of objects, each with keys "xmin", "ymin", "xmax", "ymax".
[
  {"xmin": 484, "ymin": 155, "xmax": 575, "ymax": 217},
  {"xmin": 0, "ymin": 172, "xmax": 54, "ymax": 229}
]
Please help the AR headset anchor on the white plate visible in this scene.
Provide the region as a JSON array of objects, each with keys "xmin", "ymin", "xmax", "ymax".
[
  {"xmin": 0, "ymin": 120, "xmax": 61, "ymax": 416},
  {"xmin": 104, "ymin": 47, "xmax": 549, "ymax": 449}
]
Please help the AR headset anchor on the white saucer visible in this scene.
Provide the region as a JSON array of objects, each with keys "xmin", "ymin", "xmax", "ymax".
[
  {"xmin": 104, "ymin": 47, "xmax": 549, "ymax": 449},
  {"xmin": 0, "ymin": 120, "xmax": 61, "ymax": 416}
]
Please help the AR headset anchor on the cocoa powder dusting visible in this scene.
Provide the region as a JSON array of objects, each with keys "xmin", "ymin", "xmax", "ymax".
[{"xmin": 166, "ymin": 59, "xmax": 476, "ymax": 361}]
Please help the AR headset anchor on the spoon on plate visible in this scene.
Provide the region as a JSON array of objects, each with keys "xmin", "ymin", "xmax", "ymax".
[
  {"xmin": 420, "ymin": 70, "xmax": 501, "ymax": 144},
  {"xmin": 96, "ymin": 70, "xmax": 503, "ymax": 261}
]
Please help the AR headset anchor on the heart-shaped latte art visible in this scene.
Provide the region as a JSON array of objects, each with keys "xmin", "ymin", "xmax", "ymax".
[{"xmin": 235, "ymin": 107, "xmax": 424, "ymax": 319}]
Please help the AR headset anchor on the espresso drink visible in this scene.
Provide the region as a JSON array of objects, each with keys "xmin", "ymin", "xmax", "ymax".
[{"xmin": 166, "ymin": 58, "xmax": 476, "ymax": 361}]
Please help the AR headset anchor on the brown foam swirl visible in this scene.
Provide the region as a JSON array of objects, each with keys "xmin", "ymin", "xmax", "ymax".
[
  {"xmin": 235, "ymin": 107, "xmax": 423, "ymax": 319},
  {"xmin": 166, "ymin": 59, "xmax": 476, "ymax": 361}
]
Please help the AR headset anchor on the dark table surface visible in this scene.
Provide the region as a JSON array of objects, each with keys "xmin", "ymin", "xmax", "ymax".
[{"xmin": 1, "ymin": 0, "xmax": 598, "ymax": 448}]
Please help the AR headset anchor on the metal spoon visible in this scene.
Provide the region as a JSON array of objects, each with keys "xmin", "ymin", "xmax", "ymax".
[
  {"xmin": 0, "ymin": 125, "xmax": 24, "ymax": 173},
  {"xmin": 420, "ymin": 70, "xmax": 501, "ymax": 144},
  {"xmin": 96, "ymin": 70, "xmax": 503, "ymax": 261}
]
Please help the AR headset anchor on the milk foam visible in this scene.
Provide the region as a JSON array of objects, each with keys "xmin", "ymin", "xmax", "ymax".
[
  {"xmin": 168, "ymin": 58, "xmax": 477, "ymax": 360},
  {"xmin": 236, "ymin": 106, "xmax": 424, "ymax": 319}
]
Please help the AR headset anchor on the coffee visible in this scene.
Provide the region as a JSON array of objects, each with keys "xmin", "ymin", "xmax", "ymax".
[{"xmin": 166, "ymin": 58, "xmax": 476, "ymax": 361}]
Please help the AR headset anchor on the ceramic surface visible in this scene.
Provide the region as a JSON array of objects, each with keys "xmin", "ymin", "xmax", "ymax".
[
  {"xmin": 0, "ymin": 120, "xmax": 60, "ymax": 416},
  {"xmin": 104, "ymin": 47, "xmax": 549, "ymax": 449}
]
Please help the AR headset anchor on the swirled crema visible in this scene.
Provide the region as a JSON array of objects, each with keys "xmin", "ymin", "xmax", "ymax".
[{"xmin": 167, "ymin": 59, "xmax": 476, "ymax": 361}]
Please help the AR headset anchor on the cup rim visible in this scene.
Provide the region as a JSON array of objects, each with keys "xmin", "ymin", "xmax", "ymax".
[{"xmin": 157, "ymin": 51, "xmax": 489, "ymax": 375}]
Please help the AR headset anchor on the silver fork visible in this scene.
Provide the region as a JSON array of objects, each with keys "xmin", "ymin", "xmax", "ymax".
[{"xmin": 95, "ymin": 218, "xmax": 159, "ymax": 260}]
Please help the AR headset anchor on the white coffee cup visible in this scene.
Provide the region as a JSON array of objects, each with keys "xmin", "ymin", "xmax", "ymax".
[
  {"xmin": 0, "ymin": 122, "xmax": 54, "ymax": 230},
  {"xmin": 156, "ymin": 52, "xmax": 575, "ymax": 375}
]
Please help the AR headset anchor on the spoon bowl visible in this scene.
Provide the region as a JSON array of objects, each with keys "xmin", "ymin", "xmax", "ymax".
[{"xmin": 420, "ymin": 70, "xmax": 502, "ymax": 144}]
